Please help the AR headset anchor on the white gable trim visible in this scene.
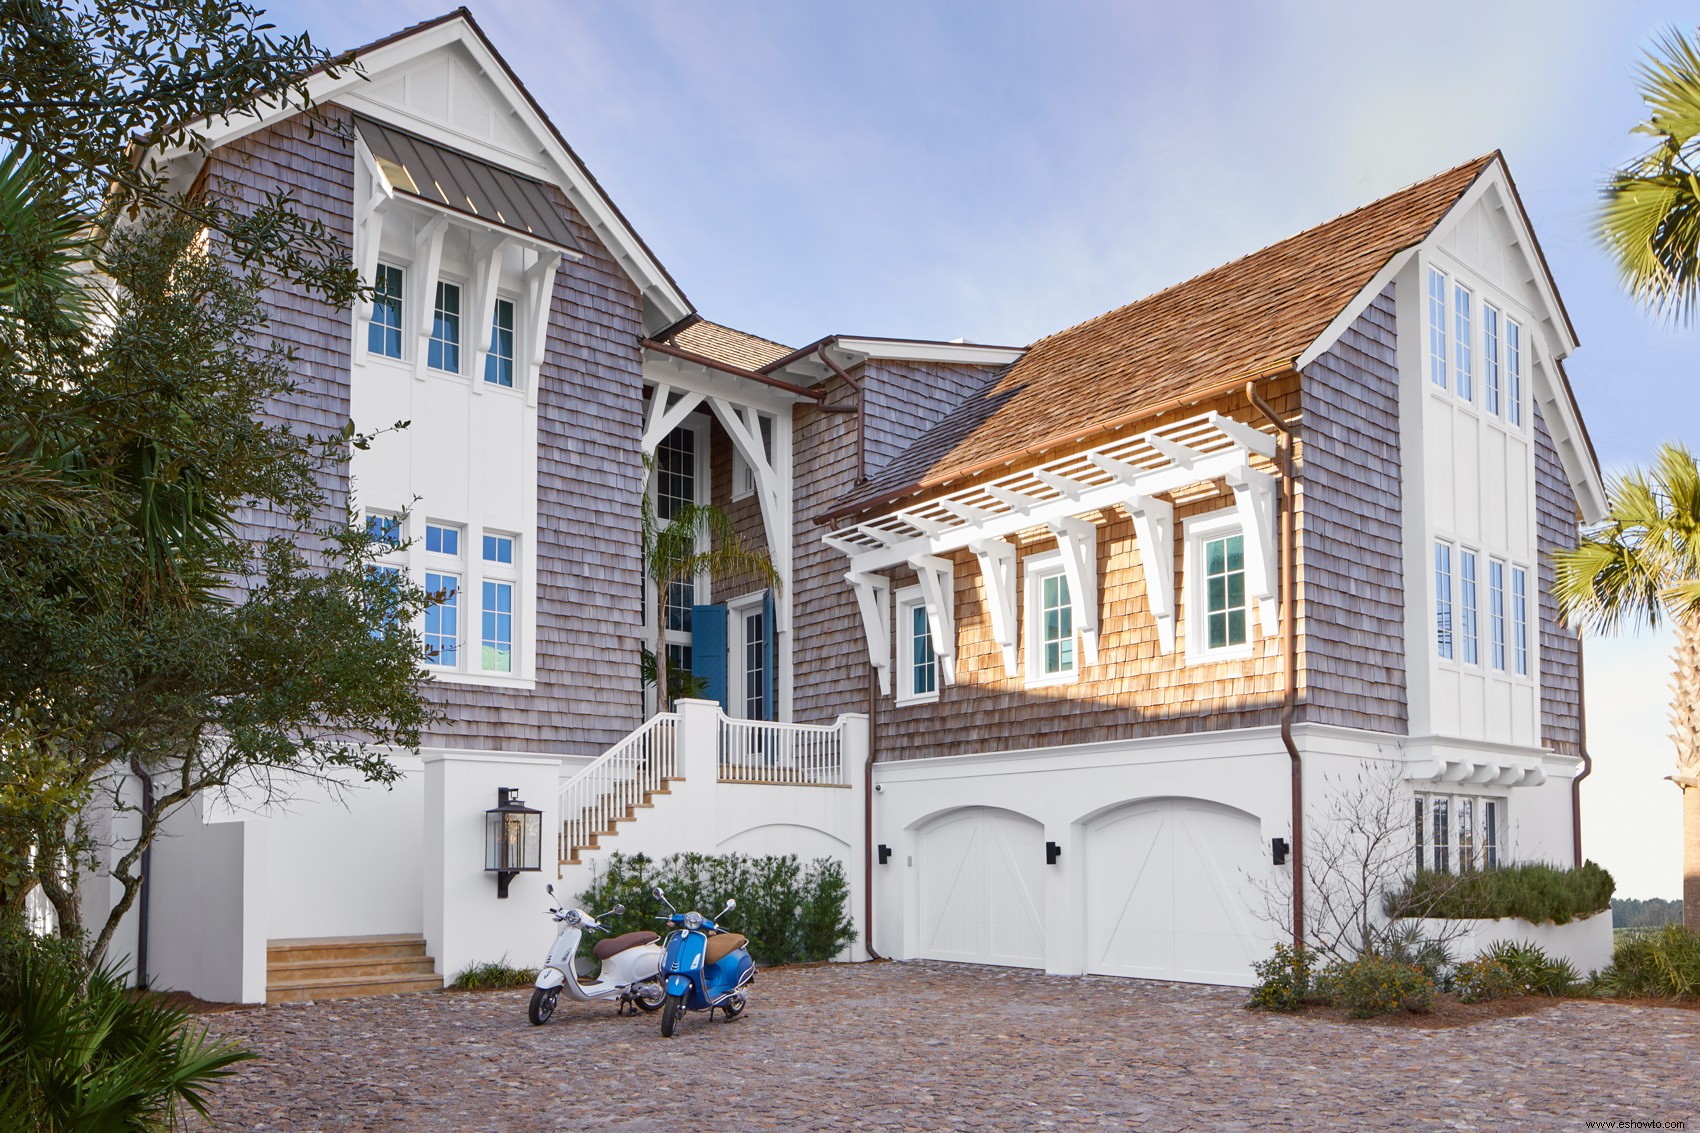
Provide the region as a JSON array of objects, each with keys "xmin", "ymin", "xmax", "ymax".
[{"xmin": 158, "ymin": 15, "xmax": 690, "ymax": 325}]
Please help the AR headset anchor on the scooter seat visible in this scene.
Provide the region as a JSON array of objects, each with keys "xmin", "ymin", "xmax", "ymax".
[
  {"xmin": 704, "ymin": 932, "xmax": 747, "ymax": 965},
  {"xmin": 593, "ymin": 930, "xmax": 659, "ymax": 960}
]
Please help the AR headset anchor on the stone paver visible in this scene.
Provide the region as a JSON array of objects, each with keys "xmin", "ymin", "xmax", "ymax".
[{"xmin": 202, "ymin": 962, "xmax": 1700, "ymax": 1131}]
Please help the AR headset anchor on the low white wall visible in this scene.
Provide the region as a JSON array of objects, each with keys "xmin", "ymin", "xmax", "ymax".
[
  {"xmin": 147, "ymin": 796, "xmax": 266, "ymax": 1003},
  {"xmin": 1423, "ymin": 910, "xmax": 1615, "ymax": 976}
]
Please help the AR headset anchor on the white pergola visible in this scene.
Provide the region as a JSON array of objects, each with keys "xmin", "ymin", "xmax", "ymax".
[{"xmin": 823, "ymin": 411, "xmax": 1281, "ymax": 694}]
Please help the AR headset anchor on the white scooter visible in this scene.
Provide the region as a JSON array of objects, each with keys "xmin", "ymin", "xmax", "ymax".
[{"xmin": 529, "ymin": 883, "xmax": 666, "ymax": 1024}]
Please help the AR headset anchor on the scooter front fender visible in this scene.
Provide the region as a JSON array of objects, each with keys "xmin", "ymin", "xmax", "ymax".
[
  {"xmin": 534, "ymin": 966, "xmax": 565, "ymax": 991},
  {"xmin": 665, "ymin": 972, "xmax": 693, "ymax": 998}
]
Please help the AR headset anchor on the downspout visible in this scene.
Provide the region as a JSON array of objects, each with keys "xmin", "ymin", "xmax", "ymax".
[
  {"xmin": 1246, "ymin": 380, "xmax": 1303, "ymax": 955},
  {"xmin": 1572, "ymin": 645, "xmax": 1593, "ymax": 867}
]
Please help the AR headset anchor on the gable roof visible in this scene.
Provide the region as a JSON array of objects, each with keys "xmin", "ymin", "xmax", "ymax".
[
  {"xmin": 828, "ymin": 153, "xmax": 1499, "ymax": 518},
  {"xmin": 664, "ymin": 318, "xmax": 795, "ymax": 371}
]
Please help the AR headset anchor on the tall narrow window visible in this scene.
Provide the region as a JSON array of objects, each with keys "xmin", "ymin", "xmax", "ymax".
[
  {"xmin": 1453, "ymin": 284, "xmax": 1474, "ymax": 400},
  {"xmin": 910, "ymin": 603, "xmax": 936, "ymax": 697},
  {"xmin": 1435, "ymin": 542, "xmax": 1454, "ymax": 660},
  {"xmin": 423, "ymin": 571, "xmax": 459, "ymax": 667},
  {"xmin": 1039, "ymin": 572, "xmax": 1074, "ymax": 677},
  {"xmin": 369, "ymin": 263, "xmax": 404, "ymax": 358},
  {"xmin": 1414, "ymin": 798, "xmax": 1426, "ymax": 873},
  {"xmin": 1431, "ymin": 797, "xmax": 1451, "ymax": 874},
  {"xmin": 481, "ymin": 533, "xmax": 516, "ymax": 674},
  {"xmin": 1512, "ymin": 566, "xmax": 1530, "ymax": 676},
  {"xmin": 485, "ymin": 297, "xmax": 515, "ymax": 387},
  {"xmin": 1204, "ymin": 533, "xmax": 1248, "ymax": 649},
  {"xmin": 1458, "ymin": 797, "xmax": 1476, "ymax": 872},
  {"xmin": 1459, "ymin": 550, "xmax": 1479, "ymax": 665},
  {"xmin": 1483, "ymin": 304, "xmax": 1502, "ymax": 416},
  {"xmin": 656, "ymin": 426, "xmax": 698, "ymax": 628},
  {"xmin": 1507, "ymin": 319, "xmax": 1523, "ymax": 427},
  {"xmin": 1427, "ymin": 267, "xmax": 1448, "ymax": 388},
  {"xmin": 428, "ymin": 281, "xmax": 462, "ymax": 372},
  {"xmin": 744, "ymin": 607, "xmax": 768, "ymax": 719},
  {"xmin": 1483, "ymin": 801, "xmax": 1499, "ymax": 870},
  {"xmin": 1489, "ymin": 559, "xmax": 1507, "ymax": 671}
]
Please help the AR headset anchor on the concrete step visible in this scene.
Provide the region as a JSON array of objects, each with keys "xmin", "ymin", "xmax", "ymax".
[
  {"xmin": 265, "ymin": 934, "xmax": 442, "ymax": 1003},
  {"xmin": 265, "ymin": 971, "xmax": 444, "ymax": 1003},
  {"xmin": 267, "ymin": 933, "xmax": 427, "ymax": 964},
  {"xmin": 269, "ymin": 955, "xmax": 438, "ymax": 981}
]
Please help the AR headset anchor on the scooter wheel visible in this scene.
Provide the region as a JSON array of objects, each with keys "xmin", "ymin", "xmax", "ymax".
[
  {"xmin": 634, "ymin": 980, "xmax": 665, "ymax": 1013},
  {"xmin": 660, "ymin": 993, "xmax": 684, "ymax": 1038},
  {"xmin": 528, "ymin": 987, "xmax": 559, "ymax": 1026},
  {"xmin": 720, "ymin": 993, "xmax": 747, "ymax": 1020}
]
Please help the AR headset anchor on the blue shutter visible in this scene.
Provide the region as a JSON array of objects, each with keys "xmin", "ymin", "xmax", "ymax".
[
  {"xmin": 691, "ymin": 603, "xmax": 728, "ymax": 710},
  {"xmin": 761, "ymin": 589, "xmax": 777, "ymax": 721}
]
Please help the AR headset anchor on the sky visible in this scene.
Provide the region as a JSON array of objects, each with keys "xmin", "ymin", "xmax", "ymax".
[{"xmin": 283, "ymin": 0, "xmax": 1699, "ymax": 898}]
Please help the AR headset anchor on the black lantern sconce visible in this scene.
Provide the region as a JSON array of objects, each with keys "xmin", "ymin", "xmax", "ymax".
[
  {"xmin": 1271, "ymin": 837, "xmax": 1290, "ymax": 866},
  {"xmin": 1045, "ymin": 841, "xmax": 1062, "ymax": 866},
  {"xmin": 485, "ymin": 787, "xmax": 542, "ymax": 898},
  {"xmin": 877, "ymin": 844, "xmax": 892, "ymax": 865}
]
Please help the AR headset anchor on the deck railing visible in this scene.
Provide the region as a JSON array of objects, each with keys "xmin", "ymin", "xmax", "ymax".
[
  {"xmin": 719, "ymin": 715, "xmax": 848, "ymax": 787},
  {"xmin": 557, "ymin": 712, "xmax": 678, "ymax": 862}
]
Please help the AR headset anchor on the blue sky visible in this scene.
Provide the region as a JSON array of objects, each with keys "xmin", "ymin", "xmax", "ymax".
[{"xmin": 285, "ymin": 0, "xmax": 1698, "ymax": 897}]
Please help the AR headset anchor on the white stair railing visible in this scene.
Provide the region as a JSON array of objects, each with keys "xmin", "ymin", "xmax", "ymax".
[
  {"xmin": 558, "ymin": 713, "xmax": 678, "ymax": 863},
  {"xmin": 719, "ymin": 716, "xmax": 847, "ymax": 786}
]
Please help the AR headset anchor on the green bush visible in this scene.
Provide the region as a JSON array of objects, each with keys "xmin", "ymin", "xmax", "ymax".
[
  {"xmin": 451, "ymin": 958, "xmax": 537, "ymax": 990},
  {"xmin": 1612, "ymin": 896, "xmax": 1683, "ymax": 929},
  {"xmin": 1323, "ymin": 954, "xmax": 1437, "ymax": 1018},
  {"xmin": 1377, "ymin": 923, "xmax": 1454, "ymax": 988},
  {"xmin": 1247, "ymin": 943, "xmax": 1313, "ymax": 1011},
  {"xmin": 1452, "ymin": 957, "xmax": 1518, "ymax": 1003},
  {"xmin": 577, "ymin": 851, "xmax": 856, "ymax": 966},
  {"xmin": 1592, "ymin": 924, "xmax": 1700, "ymax": 998},
  {"xmin": 1388, "ymin": 860, "xmax": 1614, "ymax": 925},
  {"xmin": 1480, "ymin": 940, "xmax": 1581, "ymax": 996},
  {"xmin": 0, "ymin": 928, "xmax": 253, "ymax": 1129}
]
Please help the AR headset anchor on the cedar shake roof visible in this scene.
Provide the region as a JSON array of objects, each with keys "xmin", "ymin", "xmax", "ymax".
[
  {"xmin": 829, "ymin": 153, "xmax": 1498, "ymax": 517},
  {"xmin": 664, "ymin": 319, "xmax": 794, "ymax": 371}
]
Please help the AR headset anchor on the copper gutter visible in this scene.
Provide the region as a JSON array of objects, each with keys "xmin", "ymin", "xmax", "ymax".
[
  {"xmin": 641, "ymin": 338, "xmax": 825, "ymax": 400},
  {"xmin": 1572, "ymin": 647, "xmax": 1593, "ymax": 867},
  {"xmin": 815, "ymin": 344, "xmax": 867, "ymax": 484},
  {"xmin": 1246, "ymin": 378, "xmax": 1303, "ymax": 954}
]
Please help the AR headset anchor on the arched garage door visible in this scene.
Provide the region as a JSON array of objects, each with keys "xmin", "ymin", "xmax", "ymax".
[
  {"xmin": 1085, "ymin": 798, "xmax": 1270, "ymax": 986},
  {"xmin": 915, "ymin": 807, "xmax": 1046, "ymax": 968}
]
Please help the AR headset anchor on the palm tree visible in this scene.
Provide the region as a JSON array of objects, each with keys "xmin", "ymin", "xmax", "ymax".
[
  {"xmin": 1601, "ymin": 28, "xmax": 1700, "ymax": 322},
  {"xmin": 1554, "ymin": 444, "xmax": 1700, "ymax": 930},
  {"xmin": 641, "ymin": 456, "xmax": 779, "ymax": 712}
]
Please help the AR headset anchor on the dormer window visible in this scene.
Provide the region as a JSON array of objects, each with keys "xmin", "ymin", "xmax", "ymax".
[{"xmin": 369, "ymin": 263, "xmax": 404, "ymax": 359}]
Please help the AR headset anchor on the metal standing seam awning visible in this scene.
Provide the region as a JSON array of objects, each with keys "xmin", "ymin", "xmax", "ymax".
[{"xmin": 353, "ymin": 114, "xmax": 584, "ymax": 255}]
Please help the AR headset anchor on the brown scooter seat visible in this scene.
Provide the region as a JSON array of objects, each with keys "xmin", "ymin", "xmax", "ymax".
[
  {"xmin": 593, "ymin": 930, "xmax": 659, "ymax": 960},
  {"xmin": 704, "ymin": 932, "xmax": 747, "ymax": 965}
]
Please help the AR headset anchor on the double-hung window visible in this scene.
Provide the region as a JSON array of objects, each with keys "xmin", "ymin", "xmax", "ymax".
[
  {"xmin": 1458, "ymin": 549, "xmax": 1479, "ymax": 665},
  {"xmin": 481, "ymin": 533, "xmax": 517, "ymax": 673},
  {"xmin": 1434, "ymin": 542, "xmax": 1454, "ymax": 660},
  {"xmin": 1203, "ymin": 533, "xmax": 1248, "ymax": 651},
  {"xmin": 1483, "ymin": 304, "xmax": 1502, "ymax": 416},
  {"xmin": 1452, "ymin": 283, "xmax": 1474, "ymax": 401},
  {"xmin": 896, "ymin": 587, "xmax": 938, "ymax": 705},
  {"xmin": 364, "ymin": 511, "xmax": 406, "ymax": 637},
  {"xmin": 1511, "ymin": 566, "xmax": 1530, "ymax": 676},
  {"xmin": 1415, "ymin": 792, "xmax": 1504, "ymax": 873},
  {"xmin": 1427, "ymin": 267, "xmax": 1448, "ymax": 388},
  {"xmin": 428, "ymin": 281, "xmax": 462, "ymax": 373},
  {"xmin": 485, "ymin": 297, "xmax": 515, "ymax": 387},
  {"xmin": 1506, "ymin": 318, "xmax": 1524, "ymax": 427},
  {"xmin": 743, "ymin": 603, "xmax": 769, "ymax": 719},
  {"xmin": 656, "ymin": 425, "xmax": 699, "ymax": 635},
  {"xmin": 1488, "ymin": 559, "xmax": 1507, "ymax": 671},
  {"xmin": 369, "ymin": 263, "xmax": 404, "ymax": 359},
  {"xmin": 1025, "ymin": 554, "xmax": 1076, "ymax": 684},
  {"xmin": 422, "ymin": 523, "xmax": 462, "ymax": 668}
]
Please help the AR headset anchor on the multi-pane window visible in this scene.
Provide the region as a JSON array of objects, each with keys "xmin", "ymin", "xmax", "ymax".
[
  {"xmin": 485, "ymin": 297, "xmax": 515, "ymax": 387},
  {"xmin": 1041, "ymin": 572, "xmax": 1074, "ymax": 676},
  {"xmin": 428, "ymin": 281, "xmax": 462, "ymax": 373},
  {"xmin": 656, "ymin": 426, "xmax": 699, "ymax": 631},
  {"xmin": 1203, "ymin": 534, "xmax": 1248, "ymax": 650},
  {"xmin": 368, "ymin": 263, "xmax": 404, "ymax": 358},
  {"xmin": 1483, "ymin": 304, "xmax": 1502, "ymax": 416},
  {"xmin": 1506, "ymin": 319, "xmax": 1523, "ymax": 427},
  {"xmin": 1459, "ymin": 550, "xmax": 1479, "ymax": 665},
  {"xmin": 744, "ymin": 607, "xmax": 767, "ymax": 719},
  {"xmin": 481, "ymin": 533, "xmax": 516, "ymax": 674},
  {"xmin": 366, "ymin": 512, "xmax": 402, "ymax": 550},
  {"xmin": 425, "ymin": 523, "xmax": 460, "ymax": 557},
  {"xmin": 732, "ymin": 415, "xmax": 775, "ymax": 500},
  {"xmin": 910, "ymin": 601, "xmax": 936, "ymax": 699},
  {"xmin": 368, "ymin": 564, "xmax": 402, "ymax": 638},
  {"xmin": 1435, "ymin": 542, "xmax": 1454, "ymax": 660},
  {"xmin": 1427, "ymin": 267, "xmax": 1448, "ymax": 388},
  {"xmin": 1453, "ymin": 283, "xmax": 1474, "ymax": 400},
  {"xmin": 1512, "ymin": 566, "xmax": 1530, "ymax": 676},
  {"xmin": 423, "ymin": 571, "xmax": 459, "ymax": 667},
  {"xmin": 1415, "ymin": 793, "xmax": 1504, "ymax": 874},
  {"xmin": 1489, "ymin": 559, "xmax": 1507, "ymax": 671}
]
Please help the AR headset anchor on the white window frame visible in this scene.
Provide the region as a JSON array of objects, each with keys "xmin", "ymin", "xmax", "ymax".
[
  {"xmin": 645, "ymin": 416, "xmax": 711, "ymax": 712},
  {"xmin": 1506, "ymin": 316, "xmax": 1524, "ymax": 429},
  {"xmin": 483, "ymin": 292, "xmax": 519, "ymax": 390},
  {"xmin": 367, "ymin": 259, "xmax": 409, "ymax": 365},
  {"xmin": 420, "ymin": 520, "xmax": 465, "ymax": 671},
  {"xmin": 1452, "ymin": 281, "xmax": 1474, "ymax": 402},
  {"xmin": 1023, "ymin": 550, "xmax": 1078, "ymax": 687},
  {"xmin": 894, "ymin": 584, "xmax": 940, "ymax": 706},
  {"xmin": 1482, "ymin": 302, "xmax": 1502, "ymax": 417},
  {"xmin": 1184, "ymin": 511, "xmax": 1255, "ymax": 665},
  {"xmin": 428, "ymin": 276, "xmax": 465, "ymax": 375},
  {"xmin": 1458, "ymin": 547, "xmax": 1480, "ymax": 667},
  {"xmin": 1435, "ymin": 540, "xmax": 1455, "ymax": 662},
  {"xmin": 479, "ymin": 531, "xmax": 519, "ymax": 675},
  {"xmin": 726, "ymin": 591, "xmax": 770, "ymax": 719},
  {"xmin": 1414, "ymin": 790, "xmax": 1506, "ymax": 874},
  {"xmin": 730, "ymin": 413, "xmax": 772, "ymax": 502},
  {"xmin": 1426, "ymin": 265, "xmax": 1449, "ymax": 389}
]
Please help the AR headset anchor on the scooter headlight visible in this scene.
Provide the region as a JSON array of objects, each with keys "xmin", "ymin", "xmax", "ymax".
[
  {"xmin": 683, "ymin": 911, "xmax": 703, "ymax": 930},
  {"xmin": 562, "ymin": 909, "xmax": 582, "ymax": 927}
]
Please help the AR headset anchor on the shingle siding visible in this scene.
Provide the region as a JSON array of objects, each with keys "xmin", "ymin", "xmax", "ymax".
[
  {"xmin": 1294, "ymin": 286, "xmax": 1408, "ymax": 734},
  {"xmin": 861, "ymin": 360, "xmax": 1006, "ymax": 480},
  {"xmin": 1534, "ymin": 403, "xmax": 1583, "ymax": 756}
]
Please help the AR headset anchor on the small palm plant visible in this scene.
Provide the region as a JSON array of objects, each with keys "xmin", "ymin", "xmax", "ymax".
[
  {"xmin": 641, "ymin": 455, "xmax": 778, "ymax": 711},
  {"xmin": 1553, "ymin": 443, "xmax": 1700, "ymax": 930}
]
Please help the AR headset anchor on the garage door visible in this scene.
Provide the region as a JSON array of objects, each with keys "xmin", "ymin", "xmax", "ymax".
[
  {"xmin": 1085, "ymin": 798, "xmax": 1269, "ymax": 986},
  {"xmin": 916, "ymin": 807, "xmax": 1046, "ymax": 968}
]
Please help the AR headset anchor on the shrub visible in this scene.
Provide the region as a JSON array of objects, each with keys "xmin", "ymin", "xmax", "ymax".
[
  {"xmin": 1452, "ymin": 957, "xmax": 1518, "ymax": 1003},
  {"xmin": 1612, "ymin": 896, "xmax": 1683, "ymax": 929},
  {"xmin": 1324, "ymin": 954, "xmax": 1436, "ymax": 1018},
  {"xmin": 1248, "ymin": 943, "xmax": 1313, "ymax": 1011},
  {"xmin": 0, "ymin": 928, "xmax": 253, "ymax": 1128},
  {"xmin": 451, "ymin": 958, "xmax": 537, "ymax": 990},
  {"xmin": 577, "ymin": 851, "xmax": 856, "ymax": 966},
  {"xmin": 1376, "ymin": 923, "xmax": 1453, "ymax": 988},
  {"xmin": 1592, "ymin": 924, "xmax": 1700, "ymax": 998},
  {"xmin": 1480, "ymin": 940, "xmax": 1581, "ymax": 996},
  {"xmin": 1388, "ymin": 861, "xmax": 1614, "ymax": 925}
]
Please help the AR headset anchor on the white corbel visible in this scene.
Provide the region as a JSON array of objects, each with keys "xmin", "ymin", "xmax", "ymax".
[
  {"xmin": 1226, "ymin": 466, "xmax": 1279, "ymax": 635},
  {"xmin": 465, "ymin": 231, "xmax": 513, "ymax": 392},
  {"xmin": 846, "ymin": 571, "xmax": 893, "ymax": 695},
  {"xmin": 1033, "ymin": 469, "xmax": 1090, "ymax": 502},
  {"xmin": 1047, "ymin": 516, "xmax": 1099, "ymax": 666},
  {"xmin": 410, "ymin": 214, "xmax": 448, "ymax": 381},
  {"xmin": 1124, "ymin": 495, "xmax": 1176, "ymax": 654},
  {"xmin": 708, "ymin": 398, "xmax": 787, "ymax": 574},
  {"xmin": 983, "ymin": 485, "xmax": 1041, "ymax": 514},
  {"xmin": 1139, "ymin": 430, "xmax": 1200, "ymax": 470},
  {"xmin": 642, "ymin": 384, "xmax": 706, "ymax": 453},
  {"xmin": 908, "ymin": 554, "xmax": 957, "ymax": 686},
  {"xmin": 939, "ymin": 499, "xmax": 997, "ymax": 525},
  {"xmin": 970, "ymin": 538, "xmax": 1019, "ymax": 677},
  {"xmin": 523, "ymin": 250, "xmax": 562, "ymax": 402},
  {"xmin": 353, "ymin": 134, "xmax": 393, "ymax": 321}
]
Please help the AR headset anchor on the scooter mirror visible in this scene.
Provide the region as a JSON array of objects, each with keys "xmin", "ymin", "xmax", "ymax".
[
  {"xmin": 546, "ymin": 883, "xmax": 555, "ymax": 896},
  {"xmin": 652, "ymin": 886, "xmax": 664, "ymax": 900},
  {"xmin": 724, "ymin": 899, "xmax": 737, "ymax": 911},
  {"xmin": 612, "ymin": 904, "xmax": 626, "ymax": 916}
]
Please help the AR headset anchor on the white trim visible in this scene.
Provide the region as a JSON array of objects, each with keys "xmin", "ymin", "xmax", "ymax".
[
  {"xmin": 908, "ymin": 555, "xmax": 957, "ymax": 687},
  {"xmin": 1183, "ymin": 510, "xmax": 1257, "ymax": 666},
  {"xmin": 894, "ymin": 585, "xmax": 940, "ymax": 707},
  {"xmin": 727, "ymin": 591, "xmax": 767, "ymax": 720},
  {"xmin": 847, "ymin": 572, "xmax": 893, "ymax": 695},
  {"xmin": 1047, "ymin": 517, "xmax": 1099, "ymax": 667},
  {"xmin": 970, "ymin": 538, "xmax": 1019, "ymax": 677},
  {"xmin": 1023, "ymin": 551, "xmax": 1079, "ymax": 688},
  {"xmin": 828, "ymin": 338, "xmax": 1025, "ymax": 365},
  {"xmin": 1294, "ymin": 248, "xmax": 1415, "ymax": 372}
]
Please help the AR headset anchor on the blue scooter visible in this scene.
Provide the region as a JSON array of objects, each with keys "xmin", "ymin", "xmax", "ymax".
[{"xmin": 652, "ymin": 886, "xmax": 755, "ymax": 1038}]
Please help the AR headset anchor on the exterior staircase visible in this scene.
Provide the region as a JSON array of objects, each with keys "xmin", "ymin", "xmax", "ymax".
[
  {"xmin": 559, "ymin": 712, "xmax": 680, "ymax": 867},
  {"xmin": 265, "ymin": 934, "xmax": 443, "ymax": 1002}
]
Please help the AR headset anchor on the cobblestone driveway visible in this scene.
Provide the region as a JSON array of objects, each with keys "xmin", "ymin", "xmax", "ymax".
[{"xmin": 203, "ymin": 961, "xmax": 1698, "ymax": 1131}]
